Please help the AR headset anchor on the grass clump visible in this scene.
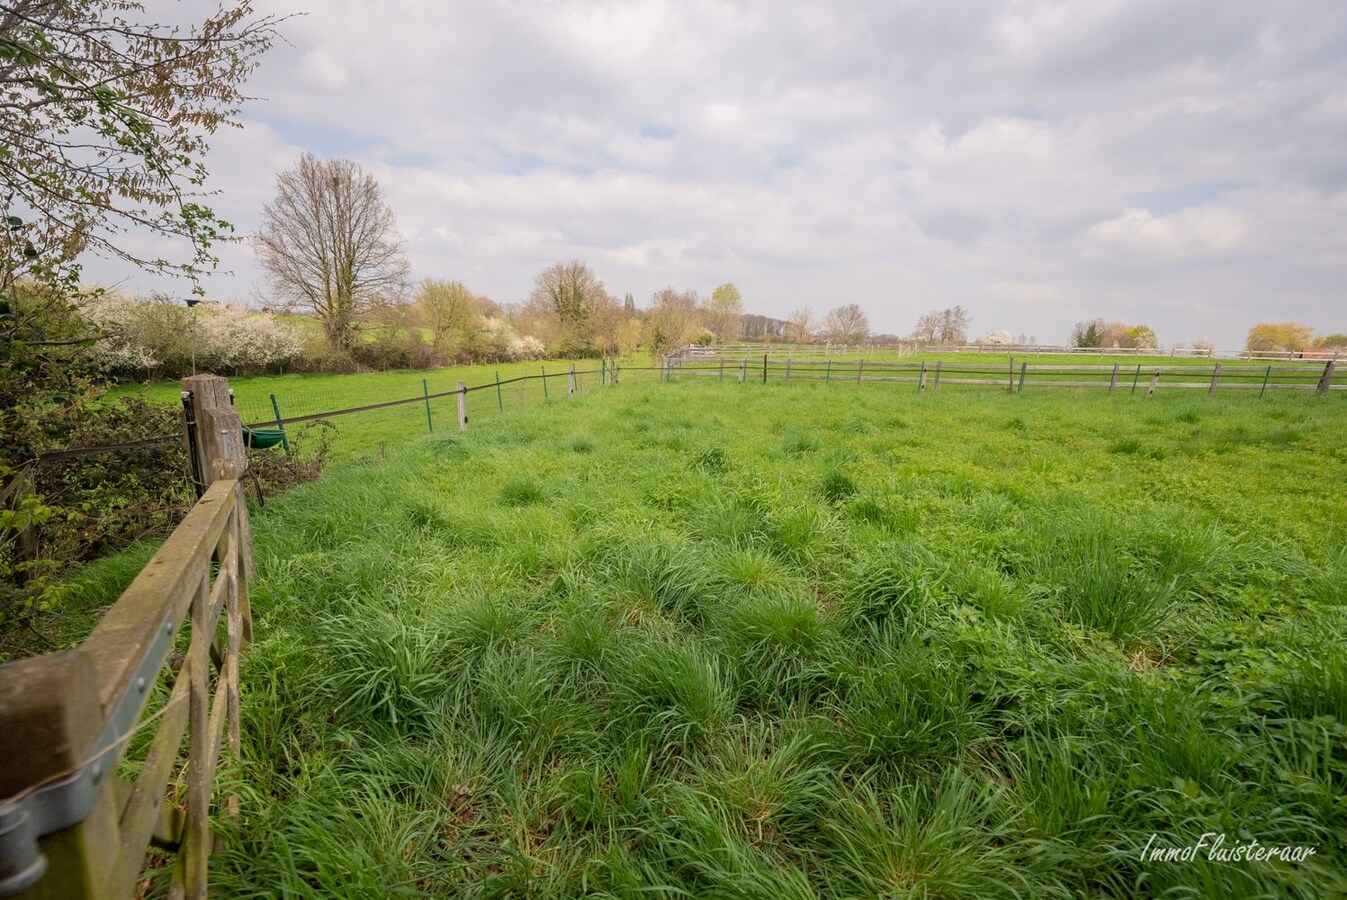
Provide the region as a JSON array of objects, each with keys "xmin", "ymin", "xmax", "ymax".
[{"xmin": 497, "ymin": 474, "xmax": 546, "ymax": 507}]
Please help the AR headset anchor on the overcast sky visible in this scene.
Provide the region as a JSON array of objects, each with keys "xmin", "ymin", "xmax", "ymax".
[{"xmin": 93, "ymin": 0, "xmax": 1347, "ymax": 347}]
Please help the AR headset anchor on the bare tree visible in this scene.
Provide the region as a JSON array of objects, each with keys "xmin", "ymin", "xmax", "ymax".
[
  {"xmin": 645, "ymin": 287, "xmax": 702, "ymax": 357},
  {"xmin": 937, "ymin": 305, "xmax": 970, "ymax": 343},
  {"xmin": 912, "ymin": 310, "xmax": 941, "ymax": 343},
  {"xmin": 786, "ymin": 306, "xmax": 813, "ymax": 343},
  {"xmin": 255, "ymin": 153, "xmax": 409, "ymax": 350},
  {"xmin": 526, "ymin": 259, "xmax": 617, "ymax": 353},
  {"xmin": 702, "ymin": 282, "xmax": 743, "ymax": 341},
  {"xmin": 822, "ymin": 303, "xmax": 870, "ymax": 344},
  {"xmin": 912, "ymin": 306, "xmax": 970, "ymax": 343}
]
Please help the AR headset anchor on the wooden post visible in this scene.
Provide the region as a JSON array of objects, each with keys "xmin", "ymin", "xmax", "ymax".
[
  {"xmin": 1317, "ymin": 360, "xmax": 1336, "ymax": 395},
  {"xmin": 182, "ymin": 375, "xmax": 252, "ymax": 577},
  {"xmin": 612, "ymin": 363, "xmax": 620, "ymax": 385},
  {"xmin": 919, "ymin": 361, "xmax": 927, "ymax": 391},
  {"xmin": 933, "ymin": 360, "xmax": 941, "ymax": 390},
  {"xmin": 762, "ymin": 354, "xmax": 768, "ymax": 384},
  {"xmin": 858, "ymin": 359, "xmax": 864, "ymax": 383},
  {"xmin": 457, "ymin": 381, "xmax": 468, "ymax": 431},
  {"xmin": 1208, "ymin": 363, "xmax": 1221, "ymax": 396},
  {"xmin": 785, "ymin": 357, "xmax": 791, "ymax": 384},
  {"xmin": 1008, "ymin": 357, "xmax": 1015, "ymax": 393},
  {"xmin": 183, "ymin": 375, "xmax": 245, "ymax": 490},
  {"xmin": 1147, "ymin": 369, "xmax": 1160, "ymax": 396},
  {"xmin": 567, "ymin": 366, "xmax": 576, "ymax": 398},
  {"xmin": 738, "ymin": 361, "xmax": 745, "ymax": 384},
  {"xmin": 1108, "ymin": 362, "xmax": 1120, "ymax": 395},
  {"xmin": 0, "ymin": 651, "xmax": 115, "ymax": 897},
  {"xmin": 1017, "ymin": 361, "xmax": 1027, "ymax": 394}
]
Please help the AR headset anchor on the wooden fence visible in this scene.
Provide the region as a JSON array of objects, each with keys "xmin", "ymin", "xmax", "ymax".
[
  {"xmin": 664, "ymin": 357, "xmax": 1343, "ymax": 396},
  {"xmin": 687, "ymin": 343, "xmax": 1346, "ymax": 362},
  {"xmin": 0, "ymin": 376, "xmax": 252, "ymax": 899}
]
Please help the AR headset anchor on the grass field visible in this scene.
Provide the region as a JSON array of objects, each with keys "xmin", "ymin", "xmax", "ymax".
[
  {"xmin": 110, "ymin": 350, "xmax": 1336, "ymax": 461},
  {"xmin": 69, "ymin": 377, "xmax": 1347, "ymax": 896}
]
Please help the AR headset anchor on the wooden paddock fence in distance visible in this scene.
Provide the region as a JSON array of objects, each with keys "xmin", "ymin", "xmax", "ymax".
[
  {"xmin": 663, "ymin": 356, "xmax": 1342, "ymax": 397},
  {"xmin": 0, "ymin": 376, "xmax": 253, "ymax": 900},
  {"xmin": 689, "ymin": 342, "xmax": 1346, "ymax": 362}
]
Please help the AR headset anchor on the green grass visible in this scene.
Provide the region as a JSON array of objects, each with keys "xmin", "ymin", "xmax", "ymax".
[{"xmin": 68, "ymin": 378, "xmax": 1346, "ymax": 897}]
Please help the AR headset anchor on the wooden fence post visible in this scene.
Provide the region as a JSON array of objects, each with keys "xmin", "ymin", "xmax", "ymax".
[
  {"xmin": 1017, "ymin": 361, "xmax": 1028, "ymax": 394},
  {"xmin": 1208, "ymin": 363, "xmax": 1221, "ymax": 396},
  {"xmin": 919, "ymin": 362, "xmax": 927, "ymax": 391},
  {"xmin": 182, "ymin": 375, "xmax": 252, "ymax": 577},
  {"xmin": 457, "ymin": 381, "xmax": 468, "ymax": 431},
  {"xmin": 183, "ymin": 375, "xmax": 245, "ymax": 489},
  {"xmin": 858, "ymin": 359, "xmax": 864, "ymax": 383},
  {"xmin": 785, "ymin": 357, "xmax": 791, "ymax": 384},
  {"xmin": 1147, "ymin": 369, "xmax": 1160, "ymax": 397},
  {"xmin": 567, "ymin": 366, "xmax": 576, "ymax": 398},
  {"xmin": 0, "ymin": 651, "xmax": 115, "ymax": 897},
  {"xmin": 1317, "ymin": 360, "xmax": 1336, "ymax": 395},
  {"xmin": 612, "ymin": 363, "xmax": 620, "ymax": 385},
  {"xmin": 1008, "ymin": 357, "xmax": 1015, "ymax": 393},
  {"xmin": 1108, "ymin": 362, "xmax": 1120, "ymax": 395},
  {"xmin": 933, "ymin": 360, "xmax": 941, "ymax": 390}
]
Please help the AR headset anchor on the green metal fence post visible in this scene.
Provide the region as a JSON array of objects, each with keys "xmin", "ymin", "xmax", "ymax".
[
  {"xmin": 495, "ymin": 371, "xmax": 503, "ymax": 413},
  {"xmin": 542, "ymin": 365, "xmax": 549, "ymax": 399},
  {"xmin": 1131, "ymin": 364, "xmax": 1141, "ymax": 395},
  {"xmin": 422, "ymin": 378, "xmax": 433, "ymax": 433},
  {"xmin": 269, "ymin": 393, "xmax": 290, "ymax": 455},
  {"xmin": 1259, "ymin": 365, "xmax": 1272, "ymax": 399}
]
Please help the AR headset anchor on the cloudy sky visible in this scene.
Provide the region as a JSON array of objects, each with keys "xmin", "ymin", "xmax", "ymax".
[{"xmin": 94, "ymin": 0, "xmax": 1347, "ymax": 347}]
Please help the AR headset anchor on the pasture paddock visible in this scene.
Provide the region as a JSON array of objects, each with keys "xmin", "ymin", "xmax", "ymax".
[{"xmin": 16, "ymin": 376, "xmax": 1343, "ymax": 897}]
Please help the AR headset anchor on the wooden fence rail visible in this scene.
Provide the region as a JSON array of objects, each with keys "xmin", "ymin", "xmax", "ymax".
[
  {"xmin": 665, "ymin": 357, "xmax": 1344, "ymax": 395},
  {"xmin": 0, "ymin": 376, "xmax": 252, "ymax": 900}
]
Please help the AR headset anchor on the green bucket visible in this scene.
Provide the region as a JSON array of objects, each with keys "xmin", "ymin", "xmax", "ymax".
[{"xmin": 243, "ymin": 427, "xmax": 286, "ymax": 450}]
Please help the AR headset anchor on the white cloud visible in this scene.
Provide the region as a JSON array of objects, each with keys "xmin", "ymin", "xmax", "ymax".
[
  {"xmin": 1085, "ymin": 206, "xmax": 1251, "ymax": 257},
  {"xmin": 76, "ymin": 0, "xmax": 1347, "ymax": 348}
]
